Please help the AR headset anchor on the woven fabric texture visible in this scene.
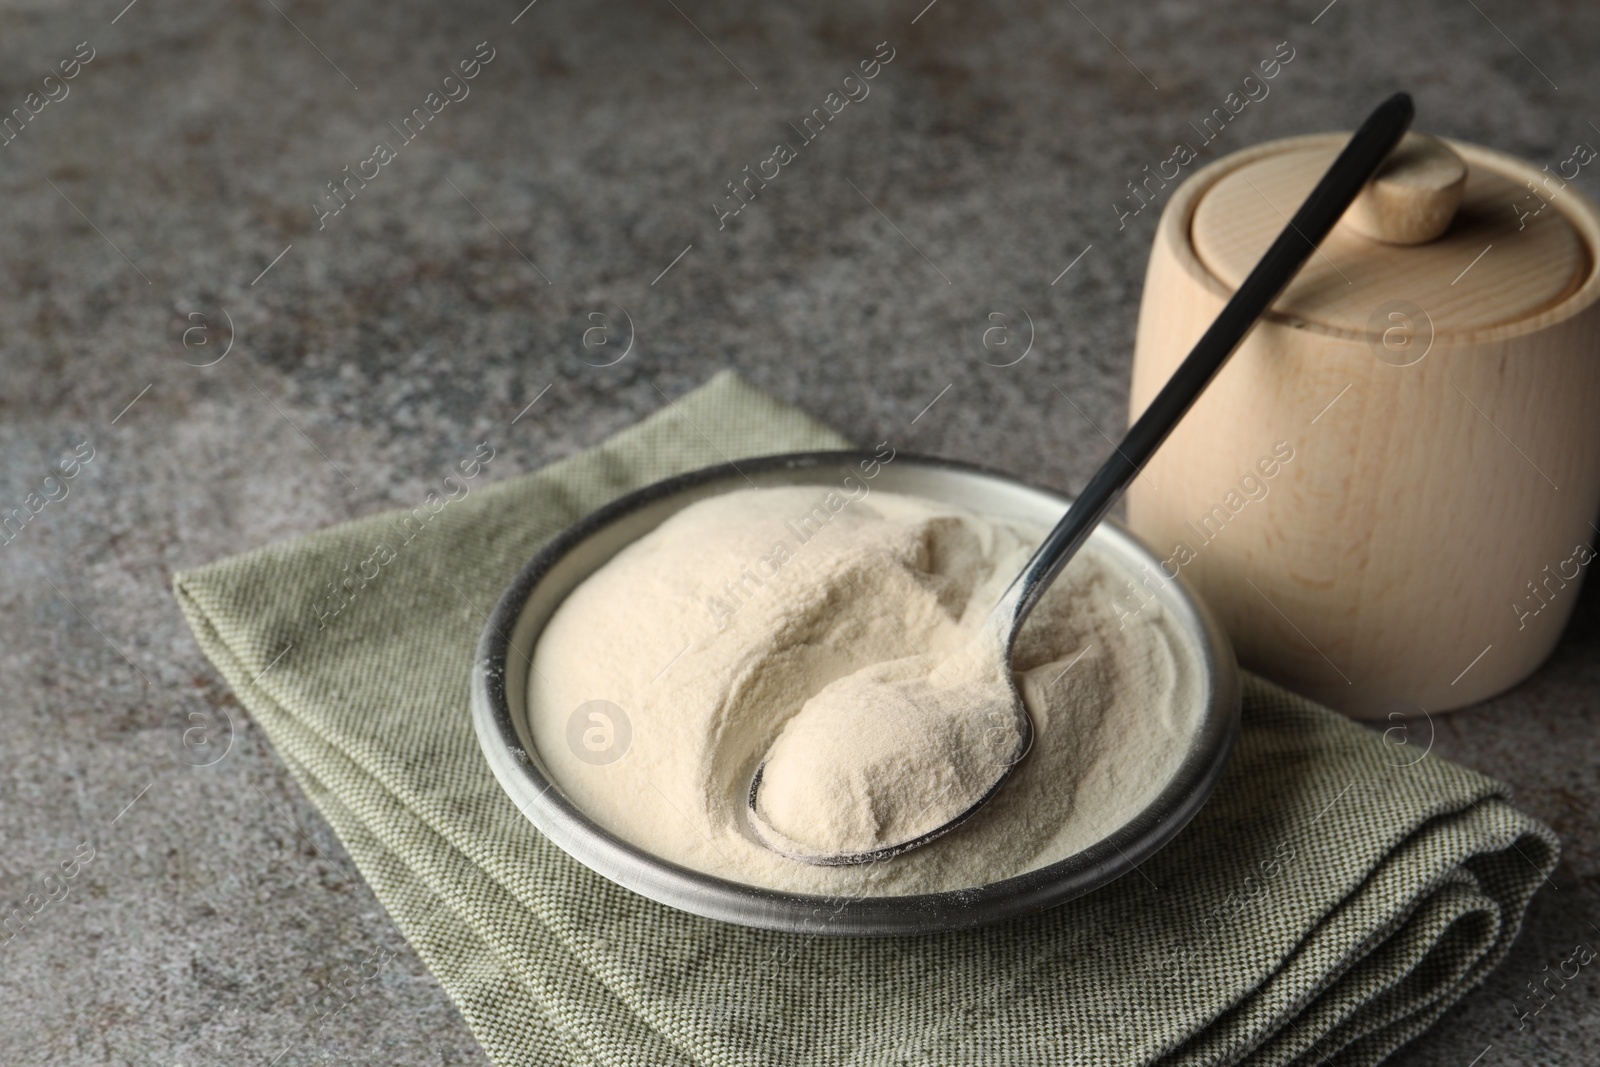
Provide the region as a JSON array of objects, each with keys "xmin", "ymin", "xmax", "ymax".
[{"xmin": 175, "ymin": 371, "xmax": 1557, "ymax": 1067}]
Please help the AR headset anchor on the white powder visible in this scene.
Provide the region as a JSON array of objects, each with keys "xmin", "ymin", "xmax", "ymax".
[
  {"xmin": 528, "ymin": 486, "xmax": 1202, "ymax": 896},
  {"xmin": 750, "ymin": 632, "xmax": 1023, "ymax": 858}
]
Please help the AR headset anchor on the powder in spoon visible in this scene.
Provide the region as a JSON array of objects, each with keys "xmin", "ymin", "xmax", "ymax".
[
  {"xmin": 749, "ymin": 633, "xmax": 1023, "ymax": 858},
  {"xmin": 528, "ymin": 485, "xmax": 1203, "ymax": 896}
]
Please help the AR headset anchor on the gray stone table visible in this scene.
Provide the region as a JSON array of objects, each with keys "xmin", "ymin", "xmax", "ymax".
[{"xmin": 1, "ymin": 0, "xmax": 1596, "ymax": 1063}]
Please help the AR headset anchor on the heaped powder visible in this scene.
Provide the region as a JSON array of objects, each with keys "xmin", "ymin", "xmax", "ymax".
[
  {"xmin": 528, "ymin": 486, "xmax": 1202, "ymax": 896},
  {"xmin": 750, "ymin": 627, "xmax": 1023, "ymax": 859}
]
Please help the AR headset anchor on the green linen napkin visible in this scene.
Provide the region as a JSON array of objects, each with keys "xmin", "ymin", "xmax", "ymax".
[{"xmin": 176, "ymin": 370, "xmax": 1557, "ymax": 1067}]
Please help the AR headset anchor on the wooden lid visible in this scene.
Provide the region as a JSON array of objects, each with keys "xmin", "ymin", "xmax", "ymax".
[{"xmin": 1190, "ymin": 132, "xmax": 1590, "ymax": 334}]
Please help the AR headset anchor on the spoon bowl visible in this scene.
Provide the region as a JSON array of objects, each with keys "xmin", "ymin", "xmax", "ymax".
[{"xmin": 744, "ymin": 612, "xmax": 1035, "ymax": 865}]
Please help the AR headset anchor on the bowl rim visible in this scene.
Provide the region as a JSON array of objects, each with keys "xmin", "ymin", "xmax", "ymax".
[{"xmin": 470, "ymin": 450, "xmax": 1240, "ymax": 936}]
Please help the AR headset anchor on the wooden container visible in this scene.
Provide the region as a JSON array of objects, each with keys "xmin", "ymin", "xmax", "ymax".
[{"xmin": 1127, "ymin": 131, "xmax": 1600, "ymax": 718}]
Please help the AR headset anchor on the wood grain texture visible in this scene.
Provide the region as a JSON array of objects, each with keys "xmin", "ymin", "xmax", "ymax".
[
  {"xmin": 1344, "ymin": 130, "xmax": 1467, "ymax": 245},
  {"xmin": 1128, "ymin": 134, "xmax": 1600, "ymax": 717},
  {"xmin": 1191, "ymin": 135, "xmax": 1585, "ymax": 334}
]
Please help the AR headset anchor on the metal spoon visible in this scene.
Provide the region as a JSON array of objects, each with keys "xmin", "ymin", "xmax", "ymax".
[{"xmin": 747, "ymin": 92, "xmax": 1416, "ymax": 866}]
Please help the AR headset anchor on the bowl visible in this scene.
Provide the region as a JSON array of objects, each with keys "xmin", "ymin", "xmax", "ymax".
[{"xmin": 470, "ymin": 451, "xmax": 1240, "ymax": 935}]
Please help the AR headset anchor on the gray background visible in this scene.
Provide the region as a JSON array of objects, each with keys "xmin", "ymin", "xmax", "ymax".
[{"xmin": 1, "ymin": 0, "xmax": 1596, "ymax": 1063}]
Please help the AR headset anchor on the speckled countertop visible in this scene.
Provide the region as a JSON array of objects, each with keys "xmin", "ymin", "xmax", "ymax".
[{"xmin": 1, "ymin": 0, "xmax": 1596, "ymax": 1063}]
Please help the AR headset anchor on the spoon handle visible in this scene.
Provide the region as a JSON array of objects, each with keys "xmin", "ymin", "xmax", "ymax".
[{"xmin": 993, "ymin": 91, "xmax": 1415, "ymax": 637}]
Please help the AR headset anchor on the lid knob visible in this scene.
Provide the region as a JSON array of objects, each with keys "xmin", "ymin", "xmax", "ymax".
[{"xmin": 1342, "ymin": 131, "xmax": 1467, "ymax": 245}]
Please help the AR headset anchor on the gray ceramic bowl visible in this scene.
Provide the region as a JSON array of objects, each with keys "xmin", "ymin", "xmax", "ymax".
[{"xmin": 470, "ymin": 452, "xmax": 1239, "ymax": 936}]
